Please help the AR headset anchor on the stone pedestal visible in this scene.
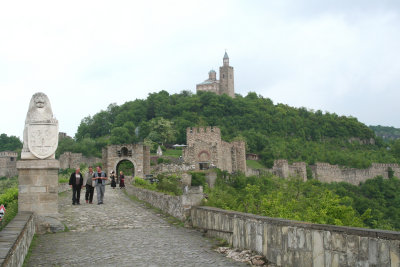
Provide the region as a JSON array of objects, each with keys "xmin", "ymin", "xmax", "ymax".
[{"xmin": 17, "ymin": 159, "xmax": 64, "ymax": 233}]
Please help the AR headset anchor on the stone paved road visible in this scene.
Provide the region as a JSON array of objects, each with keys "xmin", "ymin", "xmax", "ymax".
[{"xmin": 26, "ymin": 186, "xmax": 247, "ymax": 267}]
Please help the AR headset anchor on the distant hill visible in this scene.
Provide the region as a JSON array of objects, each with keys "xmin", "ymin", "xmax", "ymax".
[
  {"xmin": 370, "ymin": 125, "xmax": 400, "ymax": 140},
  {"xmin": 58, "ymin": 91, "xmax": 398, "ymax": 168}
]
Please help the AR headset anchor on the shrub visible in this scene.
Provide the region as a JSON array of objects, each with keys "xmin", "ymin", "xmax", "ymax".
[
  {"xmin": 191, "ymin": 172, "xmax": 206, "ymax": 187},
  {"xmin": 156, "ymin": 175, "xmax": 182, "ymax": 196},
  {"xmin": 0, "ymin": 187, "xmax": 18, "ymax": 230}
]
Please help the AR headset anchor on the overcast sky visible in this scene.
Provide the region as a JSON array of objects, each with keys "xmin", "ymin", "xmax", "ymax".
[{"xmin": 1, "ymin": 0, "xmax": 400, "ymax": 139}]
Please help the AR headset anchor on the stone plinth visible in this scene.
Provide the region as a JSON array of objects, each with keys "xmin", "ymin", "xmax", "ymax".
[{"xmin": 17, "ymin": 159, "xmax": 59, "ymax": 215}]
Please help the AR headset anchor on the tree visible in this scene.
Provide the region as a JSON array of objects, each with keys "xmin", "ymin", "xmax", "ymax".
[
  {"xmin": 146, "ymin": 117, "xmax": 175, "ymax": 145},
  {"xmin": 110, "ymin": 127, "xmax": 131, "ymax": 145}
]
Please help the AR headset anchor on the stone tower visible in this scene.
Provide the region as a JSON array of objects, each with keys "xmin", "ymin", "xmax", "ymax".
[
  {"xmin": 219, "ymin": 51, "xmax": 235, "ymax": 98},
  {"xmin": 196, "ymin": 51, "xmax": 235, "ymax": 98}
]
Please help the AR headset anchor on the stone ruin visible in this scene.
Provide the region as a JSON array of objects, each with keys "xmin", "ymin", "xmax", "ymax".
[
  {"xmin": 246, "ymin": 159, "xmax": 400, "ymax": 185},
  {"xmin": 0, "ymin": 151, "xmax": 18, "ymax": 177},
  {"xmin": 183, "ymin": 127, "xmax": 246, "ymax": 173},
  {"xmin": 59, "ymin": 152, "xmax": 101, "ymax": 170},
  {"xmin": 16, "ymin": 92, "xmax": 63, "ymax": 233}
]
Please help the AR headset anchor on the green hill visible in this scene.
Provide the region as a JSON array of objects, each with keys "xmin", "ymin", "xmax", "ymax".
[{"xmin": 58, "ymin": 90, "xmax": 398, "ymax": 168}]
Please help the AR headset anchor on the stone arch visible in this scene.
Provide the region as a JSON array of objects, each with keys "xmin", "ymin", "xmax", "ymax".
[
  {"xmin": 114, "ymin": 158, "xmax": 136, "ymax": 177},
  {"xmin": 198, "ymin": 150, "xmax": 210, "ymax": 162}
]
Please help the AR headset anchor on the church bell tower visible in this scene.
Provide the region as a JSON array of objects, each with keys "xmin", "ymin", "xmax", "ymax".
[{"xmin": 219, "ymin": 51, "xmax": 235, "ymax": 98}]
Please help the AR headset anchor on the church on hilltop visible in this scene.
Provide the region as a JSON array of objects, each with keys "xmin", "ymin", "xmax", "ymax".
[{"xmin": 196, "ymin": 52, "xmax": 235, "ymax": 98}]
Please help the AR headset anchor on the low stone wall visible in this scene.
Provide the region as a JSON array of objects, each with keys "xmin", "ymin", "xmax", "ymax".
[
  {"xmin": 151, "ymin": 163, "xmax": 195, "ymax": 175},
  {"xmin": 0, "ymin": 212, "xmax": 35, "ymax": 267},
  {"xmin": 126, "ymin": 185, "xmax": 203, "ymax": 221},
  {"xmin": 58, "ymin": 183, "xmax": 70, "ymax": 193},
  {"xmin": 191, "ymin": 206, "xmax": 400, "ymax": 267}
]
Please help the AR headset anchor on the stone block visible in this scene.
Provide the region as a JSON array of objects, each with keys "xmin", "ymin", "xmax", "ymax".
[
  {"xmin": 18, "ymin": 185, "xmax": 29, "ymax": 194},
  {"xmin": 378, "ymin": 240, "xmax": 390, "ymax": 265},
  {"xmin": 346, "ymin": 235, "xmax": 359, "ymax": 266},
  {"xmin": 30, "ymin": 186, "xmax": 47, "ymax": 193},
  {"xmin": 323, "ymin": 231, "xmax": 332, "ymax": 250},
  {"xmin": 325, "ymin": 251, "xmax": 332, "ymax": 267},
  {"xmin": 389, "ymin": 240, "xmax": 400, "ymax": 267},
  {"xmin": 39, "ymin": 194, "xmax": 58, "ymax": 202},
  {"xmin": 288, "ymin": 227, "xmax": 297, "ymax": 249},
  {"xmin": 298, "ymin": 251, "xmax": 312, "ymax": 267},
  {"xmin": 255, "ymin": 223, "xmax": 263, "ymax": 254},
  {"xmin": 262, "ymin": 223, "xmax": 268, "ymax": 257},
  {"xmin": 359, "ymin": 237, "xmax": 369, "ymax": 262},
  {"xmin": 368, "ymin": 238, "xmax": 378, "ymax": 265},
  {"xmin": 332, "ymin": 232, "xmax": 346, "ymax": 252},
  {"xmin": 312, "ymin": 231, "xmax": 324, "ymax": 267}
]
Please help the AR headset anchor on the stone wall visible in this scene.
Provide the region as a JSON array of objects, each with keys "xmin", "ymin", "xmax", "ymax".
[
  {"xmin": 59, "ymin": 152, "xmax": 101, "ymax": 170},
  {"xmin": 0, "ymin": 211, "xmax": 35, "ymax": 267},
  {"xmin": 183, "ymin": 127, "xmax": 246, "ymax": 173},
  {"xmin": 312, "ymin": 162, "xmax": 400, "ymax": 185},
  {"xmin": 151, "ymin": 163, "xmax": 195, "ymax": 176},
  {"xmin": 0, "ymin": 151, "xmax": 18, "ymax": 177},
  {"xmin": 125, "ymin": 185, "xmax": 203, "ymax": 221},
  {"xmin": 246, "ymin": 160, "xmax": 307, "ymax": 181},
  {"xmin": 191, "ymin": 206, "xmax": 400, "ymax": 267}
]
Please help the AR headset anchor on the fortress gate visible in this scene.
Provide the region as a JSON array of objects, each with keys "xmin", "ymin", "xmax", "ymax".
[{"xmin": 102, "ymin": 144, "xmax": 150, "ymax": 178}]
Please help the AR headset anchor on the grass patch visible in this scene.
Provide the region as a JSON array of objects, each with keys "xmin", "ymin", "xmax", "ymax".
[
  {"xmin": 246, "ymin": 159, "xmax": 265, "ymax": 169},
  {"xmin": 163, "ymin": 149, "xmax": 182, "ymax": 158},
  {"xmin": 22, "ymin": 234, "xmax": 38, "ymax": 267}
]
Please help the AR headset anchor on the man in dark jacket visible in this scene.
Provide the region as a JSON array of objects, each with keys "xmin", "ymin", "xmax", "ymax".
[{"xmin": 69, "ymin": 167, "xmax": 84, "ymax": 205}]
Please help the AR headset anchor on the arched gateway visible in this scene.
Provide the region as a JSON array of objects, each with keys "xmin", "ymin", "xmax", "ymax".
[{"xmin": 102, "ymin": 144, "xmax": 150, "ymax": 178}]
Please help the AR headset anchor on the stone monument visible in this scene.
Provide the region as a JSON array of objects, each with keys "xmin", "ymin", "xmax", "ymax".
[{"xmin": 17, "ymin": 92, "xmax": 63, "ymax": 233}]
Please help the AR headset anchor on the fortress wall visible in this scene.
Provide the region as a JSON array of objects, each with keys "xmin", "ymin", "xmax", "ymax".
[
  {"xmin": 192, "ymin": 206, "xmax": 400, "ymax": 267},
  {"xmin": 0, "ymin": 151, "xmax": 18, "ymax": 177},
  {"xmin": 59, "ymin": 152, "xmax": 101, "ymax": 170},
  {"xmin": 270, "ymin": 160, "xmax": 307, "ymax": 180},
  {"xmin": 313, "ymin": 162, "xmax": 400, "ymax": 185}
]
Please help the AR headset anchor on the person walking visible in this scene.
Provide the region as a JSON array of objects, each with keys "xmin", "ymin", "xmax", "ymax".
[
  {"xmin": 110, "ymin": 171, "xmax": 116, "ymax": 189},
  {"xmin": 84, "ymin": 166, "xmax": 95, "ymax": 204},
  {"xmin": 69, "ymin": 167, "xmax": 83, "ymax": 205},
  {"xmin": 93, "ymin": 165, "xmax": 107, "ymax": 205},
  {"xmin": 119, "ymin": 170, "xmax": 125, "ymax": 189}
]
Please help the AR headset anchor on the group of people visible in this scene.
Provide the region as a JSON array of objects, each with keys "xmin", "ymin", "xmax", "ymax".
[{"xmin": 69, "ymin": 165, "xmax": 125, "ymax": 205}]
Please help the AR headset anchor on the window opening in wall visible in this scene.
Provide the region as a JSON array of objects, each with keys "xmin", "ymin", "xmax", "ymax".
[{"xmin": 199, "ymin": 162, "xmax": 210, "ymax": 170}]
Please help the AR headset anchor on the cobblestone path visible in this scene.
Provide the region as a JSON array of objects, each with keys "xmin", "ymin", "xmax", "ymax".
[{"xmin": 26, "ymin": 186, "xmax": 247, "ymax": 267}]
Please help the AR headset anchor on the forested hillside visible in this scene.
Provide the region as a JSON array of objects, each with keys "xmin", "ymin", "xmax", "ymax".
[
  {"xmin": 205, "ymin": 171, "xmax": 400, "ymax": 231},
  {"xmin": 58, "ymin": 90, "xmax": 399, "ymax": 168}
]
